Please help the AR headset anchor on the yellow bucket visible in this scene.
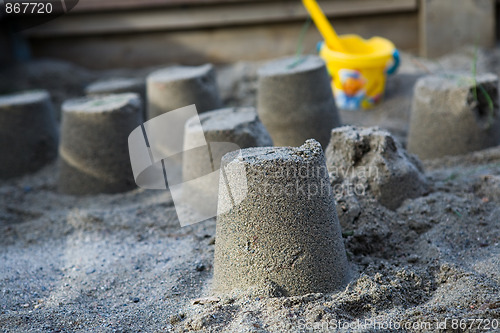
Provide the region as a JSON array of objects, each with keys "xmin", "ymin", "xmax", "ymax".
[{"xmin": 318, "ymin": 34, "xmax": 399, "ymax": 110}]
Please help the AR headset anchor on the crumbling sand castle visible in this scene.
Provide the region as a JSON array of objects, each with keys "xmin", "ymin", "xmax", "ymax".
[
  {"xmin": 325, "ymin": 126, "xmax": 428, "ymax": 210},
  {"xmin": 85, "ymin": 78, "xmax": 147, "ymax": 120},
  {"xmin": 147, "ymin": 64, "xmax": 222, "ymax": 119},
  {"xmin": 213, "ymin": 139, "xmax": 349, "ymax": 296},
  {"xmin": 58, "ymin": 93, "xmax": 142, "ymax": 195},
  {"xmin": 257, "ymin": 55, "xmax": 341, "ymax": 148},
  {"xmin": 408, "ymin": 72, "xmax": 500, "ymax": 159},
  {"xmin": 182, "ymin": 107, "xmax": 272, "ymax": 216},
  {"xmin": 0, "ymin": 90, "xmax": 58, "ymax": 179}
]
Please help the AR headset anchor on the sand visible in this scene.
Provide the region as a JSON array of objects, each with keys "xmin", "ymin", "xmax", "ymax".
[
  {"xmin": 325, "ymin": 126, "xmax": 429, "ymax": 210},
  {"xmin": 58, "ymin": 94, "xmax": 142, "ymax": 195},
  {"xmin": 1, "ymin": 46, "xmax": 500, "ymax": 332},
  {"xmin": 85, "ymin": 78, "xmax": 147, "ymax": 120},
  {"xmin": 213, "ymin": 140, "xmax": 349, "ymax": 297},
  {"xmin": 182, "ymin": 107, "xmax": 272, "ymax": 218},
  {"xmin": 408, "ymin": 72, "xmax": 500, "ymax": 159},
  {"xmin": 147, "ymin": 64, "xmax": 222, "ymax": 119},
  {"xmin": 257, "ymin": 56, "xmax": 341, "ymax": 148},
  {"xmin": 0, "ymin": 90, "xmax": 58, "ymax": 179}
]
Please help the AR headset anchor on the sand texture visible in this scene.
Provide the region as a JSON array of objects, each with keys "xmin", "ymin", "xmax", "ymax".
[
  {"xmin": 325, "ymin": 126, "xmax": 429, "ymax": 210},
  {"xmin": 257, "ymin": 55, "xmax": 341, "ymax": 148},
  {"xmin": 408, "ymin": 72, "xmax": 500, "ymax": 159},
  {"xmin": 85, "ymin": 78, "xmax": 147, "ymax": 120},
  {"xmin": 58, "ymin": 94, "xmax": 142, "ymax": 195},
  {"xmin": 213, "ymin": 140, "xmax": 349, "ymax": 296},
  {"xmin": 182, "ymin": 107, "xmax": 272, "ymax": 217},
  {"xmin": 0, "ymin": 90, "xmax": 59, "ymax": 179},
  {"xmin": 147, "ymin": 64, "xmax": 222, "ymax": 119},
  {"xmin": 1, "ymin": 47, "xmax": 500, "ymax": 332}
]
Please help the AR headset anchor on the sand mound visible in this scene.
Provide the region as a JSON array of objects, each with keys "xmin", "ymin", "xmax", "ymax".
[{"xmin": 325, "ymin": 126, "xmax": 429, "ymax": 210}]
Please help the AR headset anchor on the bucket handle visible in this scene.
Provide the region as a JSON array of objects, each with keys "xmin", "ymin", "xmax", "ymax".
[{"xmin": 386, "ymin": 49, "xmax": 400, "ymax": 75}]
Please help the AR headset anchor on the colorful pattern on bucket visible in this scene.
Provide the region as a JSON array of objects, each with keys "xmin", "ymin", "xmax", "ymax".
[{"xmin": 327, "ymin": 62, "xmax": 387, "ymax": 110}]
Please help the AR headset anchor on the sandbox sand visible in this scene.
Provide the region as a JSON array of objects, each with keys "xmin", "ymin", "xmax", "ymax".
[{"xmin": 1, "ymin": 47, "xmax": 500, "ymax": 332}]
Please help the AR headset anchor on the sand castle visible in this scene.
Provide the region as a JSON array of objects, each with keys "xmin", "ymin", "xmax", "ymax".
[
  {"xmin": 257, "ymin": 55, "xmax": 341, "ymax": 147},
  {"xmin": 85, "ymin": 78, "xmax": 147, "ymax": 120},
  {"xmin": 213, "ymin": 139, "xmax": 349, "ymax": 296},
  {"xmin": 58, "ymin": 93, "xmax": 142, "ymax": 195},
  {"xmin": 147, "ymin": 64, "xmax": 222, "ymax": 119},
  {"xmin": 408, "ymin": 73, "xmax": 500, "ymax": 159},
  {"xmin": 0, "ymin": 90, "xmax": 58, "ymax": 179},
  {"xmin": 325, "ymin": 126, "xmax": 428, "ymax": 210},
  {"xmin": 182, "ymin": 107, "xmax": 272, "ymax": 216}
]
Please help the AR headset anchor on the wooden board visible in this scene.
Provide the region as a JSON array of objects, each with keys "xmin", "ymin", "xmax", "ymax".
[
  {"xmin": 29, "ymin": 12, "xmax": 418, "ymax": 68},
  {"xmin": 419, "ymin": 0, "xmax": 495, "ymax": 57},
  {"xmin": 26, "ymin": 0, "xmax": 417, "ymax": 36}
]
